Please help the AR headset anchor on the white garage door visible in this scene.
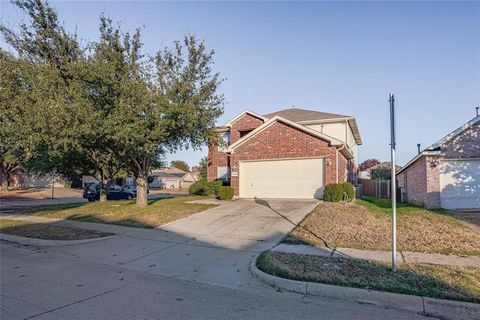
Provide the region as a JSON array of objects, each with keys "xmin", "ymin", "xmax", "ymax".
[
  {"xmin": 239, "ymin": 158, "xmax": 324, "ymax": 199},
  {"xmin": 440, "ymin": 160, "xmax": 480, "ymax": 209}
]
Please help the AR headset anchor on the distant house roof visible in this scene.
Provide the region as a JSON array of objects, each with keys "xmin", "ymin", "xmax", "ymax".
[
  {"xmin": 397, "ymin": 115, "xmax": 480, "ymax": 175},
  {"xmin": 152, "ymin": 167, "xmax": 187, "ymax": 174},
  {"xmin": 263, "ymin": 107, "xmax": 350, "ymax": 122},
  {"xmin": 151, "ymin": 172, "xmax": 181, "ymax": 179}
]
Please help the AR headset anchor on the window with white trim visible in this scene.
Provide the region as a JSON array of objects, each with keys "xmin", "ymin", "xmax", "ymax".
[
  {"xmin": 217, "ymin": 132, "xmax": 230, "ymax": 152},
  {"xmin": 217, "ymin": 166, "xmax": 231, "ymax": 181}
]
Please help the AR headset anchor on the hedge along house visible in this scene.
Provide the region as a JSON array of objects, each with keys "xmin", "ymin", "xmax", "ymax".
[
  {"xmin": 207, "ymin": 107, "xmax": 362, "ymax": 199},
  {"xmin": 396, "ymin": 114, "xmax": 480, "ymax": 210}
]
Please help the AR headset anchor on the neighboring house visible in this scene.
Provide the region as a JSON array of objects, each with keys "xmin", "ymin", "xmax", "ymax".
[
  {"xmin": 208, "ymin": 107, "xmax": 362, "ymax": 199},
  {"xmin": 397, "ymin": 115, "xmax": 480, "ymax": 210},
  {"xmin": 149, "ymin": 168, "xmax": 197, "ymax": 189},
  {"xmin": 190, "ymin": 166, "xmax": 201, "ymax": 180}
]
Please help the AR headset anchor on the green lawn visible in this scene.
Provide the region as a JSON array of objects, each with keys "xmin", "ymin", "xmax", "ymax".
[
  {"xmin": 0, "ymin": 218, "xmax": 113, "ymax": 240},
  {"xmin": 283, "ymin": 197, "xmax": 480, "ymax": 256},
  {"xmin": 13, "ymin": 196, "xmax": 217, "ymax": 228},
  {"xmin": 257, "ymin": 251, "xmax": 480, "ymax": 303}
]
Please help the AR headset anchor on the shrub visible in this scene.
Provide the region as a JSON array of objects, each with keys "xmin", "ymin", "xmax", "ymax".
[
  {"xmin": 341, "ymin": 182, "xmax": 355, "ymax": 201},
  {"xmin": 217, "ymin": 186, "xmax": 234, "ymax": 200},
  {"xmin": 209, "ymin": 180, "xmax": 223, "ymax": 195},
  {"xmin": 188, "ymin": 179, "xmax": 223, "ymax": 196},
  {"xmin": 323, "ymin": 182, "xmax": 355, "ymax": 202},
  {"xmin": 323, "ymin": 183, "xmax": 344, "ymax": 202},
  {"xmin": 189, "ymin": 179, "xmax": 213, "ymax": 196}
]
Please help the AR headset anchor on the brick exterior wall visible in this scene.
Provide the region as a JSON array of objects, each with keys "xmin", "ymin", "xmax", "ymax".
[
  {"xmin": 229, "ymin": 121, "xmax": 347, "ymax": 196},
  {"xmin": 397, "ymin": 157, "xmax": 427, "ymax": 207},
  {"xmin": 442, "ymin": 123, "xmax": 480, "ymax": 159},
  {"xmin": 208, "ymin": 113, "xmax": 265, "ymax": 182},
  {"xmin": 207, "ymin": 142, "xmax": 228, "ymax": 182},
  {"xmin": 397, "ymin": 122, "xmax": 479, "ymax": 209},
  {"xmin": 229, "ymin": 114, "xmax": 265, "ymax": 144}
]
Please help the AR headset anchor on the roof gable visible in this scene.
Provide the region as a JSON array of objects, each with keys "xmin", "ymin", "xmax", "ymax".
[
  {"xmin": 225, "ymin": 110, "xmax": 268, "ymax": 127},
  {"xmin": 263, "ymin": 107, "xmax": 362, "ymax": 145},
  {"xmin": 397, "ymin": 115, "xmax": 480, "ymax": 175},
  {"xmin": 228, "ymin": 115, "xmax": 344, "ymax": 151},
  {"xmin": 424, "ymin": 115, "xmax": 480, "ymax": 152}
]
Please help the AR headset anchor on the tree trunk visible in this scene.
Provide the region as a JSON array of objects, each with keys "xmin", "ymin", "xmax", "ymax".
[
  {"xmin": 1, "ymin": 167, "xmax": 9, "ymax": 190},
  {"xmin": 99, "ymin": 170, "xmax": 107, "ymax": 202},
  {"xmin": 136, "ymin": 176, "xmax": 148, "ymax": 208},
  {"xmin": 1, "ymin": 178, "xmax": 8, "ymax": 191}
]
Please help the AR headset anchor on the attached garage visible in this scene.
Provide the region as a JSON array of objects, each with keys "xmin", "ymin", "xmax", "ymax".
[
  {"xmin": 440, "ymin": 159, "xmax": 480, "ymax": 209},
  {"xmin": 239, "ymin": 158, "xmax": 324, "ymax": 199}
]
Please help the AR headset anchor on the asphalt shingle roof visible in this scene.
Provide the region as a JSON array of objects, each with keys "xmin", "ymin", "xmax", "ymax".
[{"xmin": 263, "ymin": 107, "xmax": 351, "ymax": 122}]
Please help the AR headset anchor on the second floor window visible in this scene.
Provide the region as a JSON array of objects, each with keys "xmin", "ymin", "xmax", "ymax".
[{"xmin": 217, "ymin": 132, "xmax": 230, "ymax": 152}]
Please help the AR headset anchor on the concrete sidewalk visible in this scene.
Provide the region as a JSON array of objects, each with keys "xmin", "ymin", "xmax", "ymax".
[
  {"xmin": 0, "ymin": 199, "xmax": 319, "ymax": 291},
  {"xmin": 272, "ymin": 244, "xmax": 480, "ymax": 268}
]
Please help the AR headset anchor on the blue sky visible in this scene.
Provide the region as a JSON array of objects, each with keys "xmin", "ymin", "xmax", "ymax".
[{"xmin": 1, "ymin": 1, "xmax": 479, "ymax": 168}]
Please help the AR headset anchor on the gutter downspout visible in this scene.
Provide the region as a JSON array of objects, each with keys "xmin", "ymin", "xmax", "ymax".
[{"xmin": 336, "ymin": 145, "xmax": 345, "ymax": 183}]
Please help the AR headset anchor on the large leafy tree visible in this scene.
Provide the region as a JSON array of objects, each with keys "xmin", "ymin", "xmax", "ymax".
[
  {"xmin": 91, "ymin": 22, "xmax": 224, "ymax": 207},
  {"xmin": 1, "ymin": 0, "xmax": 225, "ymax": 207},
  {"xmin": 0, "ymin": 0, "xmax": 92, "ymax": 183}
]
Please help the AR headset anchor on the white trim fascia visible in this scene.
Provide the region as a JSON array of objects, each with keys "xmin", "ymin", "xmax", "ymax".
[
  {"xmin": 227, "ymin": 116, "xmax": 344, "ymax": 152},
  {"xmin": 224, "ymin": 110, "xmax": 269, "ymax": 127}
]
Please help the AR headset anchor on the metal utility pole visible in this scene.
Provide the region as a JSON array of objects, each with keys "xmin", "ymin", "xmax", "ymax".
[{"xmin": 389, "ymin": 93, "xmax": 397, "ymax": 272}]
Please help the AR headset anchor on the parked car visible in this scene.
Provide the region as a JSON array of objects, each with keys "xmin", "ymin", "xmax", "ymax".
[
  {"xmin": 106, "ymin": 185, "xmax": 137, "ymax": 200},
  {"xmin": 83, "ymin": 183, "xmax": 100, "ymax": 202}
]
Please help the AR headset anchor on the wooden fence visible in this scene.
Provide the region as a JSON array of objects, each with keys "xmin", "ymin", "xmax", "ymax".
[{"xmin": 359, "ymin": 178, "xmax": 391, "ymax": 198}]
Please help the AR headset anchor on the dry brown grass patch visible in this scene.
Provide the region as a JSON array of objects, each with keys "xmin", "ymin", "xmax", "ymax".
[{"xmin": 285, "ymin": 199, "xmax": 480, "ymax": 256}]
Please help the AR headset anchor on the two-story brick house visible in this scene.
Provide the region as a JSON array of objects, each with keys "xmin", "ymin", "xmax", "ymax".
[{"xmin": 208, "ymin": 107, "xmax": 362, "ymax": 199}]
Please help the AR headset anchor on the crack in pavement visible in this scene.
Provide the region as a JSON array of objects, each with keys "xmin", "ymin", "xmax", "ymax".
[
  {"xmin": 24, "ymin": 288, "xmax": 119, "ymax": 319},
  {"xmin": 120, "ymin": 242, "xmax": 183, "ymax": 264}
]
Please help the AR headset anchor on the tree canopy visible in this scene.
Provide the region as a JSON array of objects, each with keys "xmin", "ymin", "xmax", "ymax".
[
  {"xmin": 170, "ymin": 160, "xmax": 190, "ymax": 172},
  {"xmin": 0, "ymin": 0, "xmax": 225, "ymax": 207}
]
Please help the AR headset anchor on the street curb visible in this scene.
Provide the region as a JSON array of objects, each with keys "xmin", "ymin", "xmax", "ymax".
[
  {"xmin": 0, "ymin": 233, "xmax": 117, "ymax": 247},
  {"xmin": 249, "ymin": 254, "xmax": 480, "ymax": 320}
]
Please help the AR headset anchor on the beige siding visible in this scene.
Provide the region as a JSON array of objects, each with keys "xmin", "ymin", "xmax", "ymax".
[
  {"xmin": 306, "ymin": 121, "xmax": 358, "ymax": 164},
  {"xmin": 306, "ymin": 122, "xmax": 346, "ymax": 142}
]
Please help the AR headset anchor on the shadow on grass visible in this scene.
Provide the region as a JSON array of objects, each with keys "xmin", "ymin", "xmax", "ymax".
[
  {"xmin": 257, "ymin": 251, "xmax": 480, "ymax": 303},
  {"xmin": 5, "ymin": 196, "xmax": 208, "ymax": 230},
  {"xmin": 0, "ymin": 220, "xmax": 113, "ymax": 240},
  {"xmin": 66, "ymin": 213, "xmax": 154, "ymax": 229}
]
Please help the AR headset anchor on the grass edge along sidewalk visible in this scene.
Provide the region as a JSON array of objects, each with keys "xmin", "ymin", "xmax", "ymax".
[{"xmin": 256, "ymin": 251, "xmax": 480, "ymax": 304}]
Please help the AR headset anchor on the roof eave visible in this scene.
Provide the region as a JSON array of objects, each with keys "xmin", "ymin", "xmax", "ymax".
[
  {"xmin": 227, "ymin": 115, "xmax": 343, "ymax": 152},
  {"xmin": 224, "ymin": 110, "xmax": 268, "ymax": 127}
]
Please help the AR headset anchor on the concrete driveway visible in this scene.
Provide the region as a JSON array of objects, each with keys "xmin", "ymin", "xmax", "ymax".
[
  {"xmin": 41, "ymin": 199, "xmax": 319, "ymax": 290},
  {"xmin": 1, "ymin": 199, "xmax": 431, "ymax": 319}
]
